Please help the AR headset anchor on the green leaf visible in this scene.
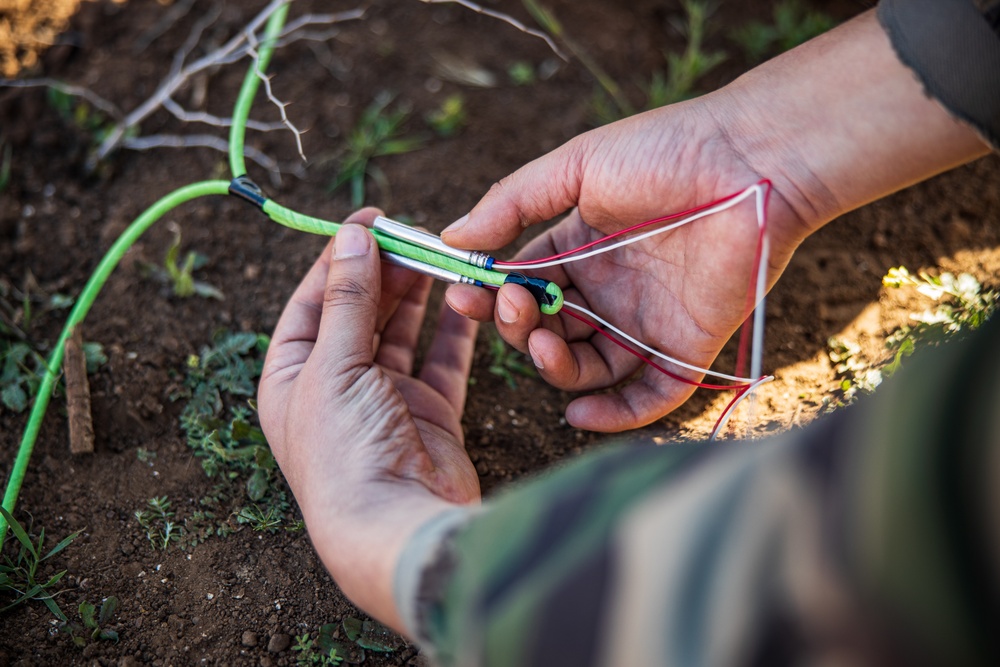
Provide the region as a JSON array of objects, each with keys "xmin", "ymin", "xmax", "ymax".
[
  {"xmin": 373, "ymin": 137, "xmax": 425, "ymax": 157},
  {"xmin": 0, "ymin": 506, "xmax": 37, "ymax": 559},
  {"xmin": 2, "ymin": 382, "xmax": 28, "ymax": 413},
  {"xmin": 98, "ymin": 629, "xmax": 119, "ymax": 643},
  {"xmin": 79, "ymin": 600, "xmax": 97, "ymax": 629},
  {"xmin": 82, "ymin": 342, "xmax": 108, "ymax": 374},
  {"xmin": 356, "ymin": 620, "xmax": 396, "ymax": 652},
  {"xmin": 246, "ymin": 467, "xmax": 269, "ymax": 502},
  {"xmin": 192, "ymin": 281, "xmax": 225, "ymax": 301},
  {"xmin": 41, "ymin": 593, "xmax": 69, "ymax": 622},
  {"xmin": 342, "ymin": 617, "xmax": 363, "ymax": 642},
  {"xmin": 42, "ymin": 528, "xmax": 82, "ymax": 562},
  {"xmin": 99, "ymin": 596, "xmax": 119, "ymax": 625}
]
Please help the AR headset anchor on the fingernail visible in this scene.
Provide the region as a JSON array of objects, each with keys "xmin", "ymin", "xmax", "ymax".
[
  {"xmin": 442, "ymin": 214, "xmax": 469, "ymax": 236},
  {"xmin": 528, "ymin": 340, "xmax": 544, "ymax": 370},
  {"xmin": 334, "ymin": 224, "xmax": 370, "ymax": 259},
  {"xmin": 497, "ymin": 292, "xmax": 518, "ymax": 324}
]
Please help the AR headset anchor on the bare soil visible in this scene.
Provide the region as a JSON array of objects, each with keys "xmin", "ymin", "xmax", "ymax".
[{"xmin": 1, "ymin": 1, "xmax": 999, "ymax": 665}]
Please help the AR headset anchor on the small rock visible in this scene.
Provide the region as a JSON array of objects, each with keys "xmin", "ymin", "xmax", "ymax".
[
  {"xmin": 242, "ymin": 630, "xmax": 259, "ymax": 647},
  {"xmin": 267, "ymin": 633, "xmax": 291, "ymax": 653},
  {"xmin": 82, "ymin": 642, "xmax": 100, "ymax": 659},
  {"xmin": 120, "ymin": 542, "xmax": 135, "ymax": 556},
  {"xmin": 260, "ymin": 658, "xmax": 274, "ymax": 667},
  {"xmin": 119, "ymin": 657, "xmax": 140, "ymax": 667}
]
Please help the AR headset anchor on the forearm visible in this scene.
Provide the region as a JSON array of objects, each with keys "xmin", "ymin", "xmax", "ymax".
[
  {"xmin": 396, "ymin": 317, "xmax": 1000, "ymax": 666},
  {"xmin": 301, "ymin": 485, "xmax": 459, "ymax": 634},
  {"xmin": 715, "ymin": 9, "xmax": 991, "ymax": 237}
]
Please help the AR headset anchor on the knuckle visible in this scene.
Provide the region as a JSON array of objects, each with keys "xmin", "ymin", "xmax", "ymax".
[{"xmin": 324, "ymin": 278, "xmax": 375, "ymax": 311}]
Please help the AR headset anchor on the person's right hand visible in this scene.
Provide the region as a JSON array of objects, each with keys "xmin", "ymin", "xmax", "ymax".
[
  {"xmin": 442, "ymin": 10, "xmax": 989, "ymax": 433},
  {"xmin": 442, "ymin": 95, "xmax": 813, "ymax": 432}
]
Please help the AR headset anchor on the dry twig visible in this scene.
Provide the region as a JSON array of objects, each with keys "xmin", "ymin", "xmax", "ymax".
[
  {"xmin": 420, "ymin": 0, "xmax": 568, "ymax": 60},
  {"xmin": 121, "ymin": 134, "xmax": 284, "ymax": 186}
]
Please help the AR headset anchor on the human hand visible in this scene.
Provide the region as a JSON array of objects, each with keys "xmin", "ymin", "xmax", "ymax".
[
  {"xmin": 443, "ymin": 10, "xmax": 988, "ymax": 433},
  {"xmin": 443, "ymin": 98, "xmax": 808, "ymax": 432},
  {"xmin": 258, "ymin": 209, "xmax": 479, "ymax": 630}
]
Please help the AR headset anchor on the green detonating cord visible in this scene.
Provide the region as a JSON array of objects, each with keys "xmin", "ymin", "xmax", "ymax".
[
  {"xmin": 0, "ymin": 181, "xmax": 231, "ymax": 536},
  {"xmin": 262, "ymin": 200, "xmax": 512, "ymax": 287},
  {"xmin": 2, "ymin": 4, "xmax": 563, "ymax": 538}
]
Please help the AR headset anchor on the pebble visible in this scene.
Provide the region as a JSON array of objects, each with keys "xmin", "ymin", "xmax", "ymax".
[
  {"xmin": 268, "ymin": 633, "xmax": 291, "ymax": 653},
  {"xmin": 242, "ymin": 630, "xmax": 259, "ymax": 647}
]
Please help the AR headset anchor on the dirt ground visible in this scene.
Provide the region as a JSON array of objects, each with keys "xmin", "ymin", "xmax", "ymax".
[{"xmin": 1, "ymin": 0, "xmax": 999, "ymax": 665}]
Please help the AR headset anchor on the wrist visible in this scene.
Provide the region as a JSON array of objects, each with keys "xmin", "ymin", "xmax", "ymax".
[
  {"xmin": 712, "ymin": 9, "xmax": 989, "ymax": 238},
  {"xmin": 301, "ymin": 482, "xmax": 458, "ymax": 634}
]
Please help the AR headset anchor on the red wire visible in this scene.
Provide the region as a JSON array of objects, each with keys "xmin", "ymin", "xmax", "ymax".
[
  {"xmin": 486, "ymin": 178, "xmax": 774, "ymax": 425},
  {"xmin": 735, "ymin": 179, "xmax": 772, "ymax": 377},
  {"xmin": 493, "ymin": 187, "xmax": 751, "ymax": 268},
  {"xmin": 560, "ymin": 307, "xmax": 749, "ymax": 392},
  {"xmin": 712, "ymin": 387, "xmax": 748, "ymax": 437}
]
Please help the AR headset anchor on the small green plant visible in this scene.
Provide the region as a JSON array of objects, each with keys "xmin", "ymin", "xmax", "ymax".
[
  {"xmin": 136, "ymin": 447, "xmax": 157, "ymax": 464},
  {"xmin": 883, "ymin": 266, "xmax": 998, "ymax": 351},
  {"xmin": 236, "ymin": 505, "xmax": 284, "ymax": 533},
  {"xmin": 425, "ymin": 94, "xmax": 467, "ymax": 138},
  {"xmin": 292, "ymin": 617, "xmax": 396, "ymax": 666},
  {"xmin": 592, "ymin": 0, "xmax": 724, "ymax": 124},
  {"xmin": 522, "ymin": 0, "xmax": 633, "ymax": 121},
  {"xmin": 825, "ymin": 265, "xmax": 997, "ymax": 410},
  {"xmin": 731, "ymin": 0, "xmax": 835, "ymax": 63},
  {"xmin": 0, "ymin": 340, "xmax": 45, "ymax": 413},
  {"xmin": 46, "ymin": 87, "xmax": 118, "ymax": 143},
  {"xmin": 331, "ymin": 92, "xmax": 425, "ymax": 208},
  {"xmin": 507, "ymin": 61, "xmax": 536, "ymax": 85},
  {"xmin": 487, "ymin": 331, "xmax": 537, "ymax": 390},
  {"xmin": 0, "ymin": 140, "xmax": 11, "ymax": 193},
  {"xmin": 141, "ymin": 225, "xmax": 224, "ymax": 300},
  {"xmin": 826, "ymin": 337, "xmax": 883, "ymax": 408},
  {"xmin": 653, "ymin": 0, "xmax": 726, "ymax": 106},
  {"xmin": 173, "ymin": 331, "xmax": 298, "ymax": 535},
  {"xmin": 61, "ymin": 596, "xmax": 120, "ymax": 646},
  {"xmin": 293, "ymin": 632, "xmax": 345, "ymax": 666},
  {"xmin": 0, "ymin": 336, "xmax": 103, "ymax": 414},
  {"xmin": 0, "ymin": 506, "xmax": 81, "ymax": 621},
  {"xmin": 134, "ymin": 497, "xmax": 184, "ymax": 551}
]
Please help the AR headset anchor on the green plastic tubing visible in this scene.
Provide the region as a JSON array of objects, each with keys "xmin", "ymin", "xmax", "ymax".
[
  {"xmin": 262, "ymin": 199, "xmax": 511, "ymax": 287},
  {"xmin": 0, "ymin": 180, "xmax": 231, "ymax": 537},
  {"xmin": 229, "ymin": 3, "xmax": 288, "ymax": 178}
]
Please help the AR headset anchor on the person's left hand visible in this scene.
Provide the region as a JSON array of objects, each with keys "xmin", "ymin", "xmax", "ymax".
[{"xmin": 257, "ymin": 208, "xmax": 480, "ymax": 632}]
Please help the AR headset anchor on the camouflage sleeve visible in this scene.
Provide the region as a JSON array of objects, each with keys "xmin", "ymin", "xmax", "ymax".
[
  {"xmin": 878, "ymin": 0, "xmax": 1000, "ymax": 149},
  {"xmin": 395, "ymin": 315, "xmax": 1000, "ymax": 667}
]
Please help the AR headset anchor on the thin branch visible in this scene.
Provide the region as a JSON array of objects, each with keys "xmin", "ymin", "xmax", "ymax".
[
  {"xmin": 169, "ymin": 3, "xmax": 224, "ymax": 80},
  {"xmin": 162, "ymin": 97, "xmax": 286, "ymax": 132},
  {"xmin": 93, "ymin": 0, "xmax": 289, "ymax": 163},
  {"xmin": 0, "ymin": 78, "xmax": 122, "ymax": 120},
  {"xmin": 420, "ymin": 0, "xmax": 568, "ymax": 61},
  {"xmin": 92, "ymin": 1, "xmax": 368, "ymax": 165},
  {"xmin": 245, "ymin": 31, "xmax": 307, "ymax": 162},
  {"xmin": 132, "ymin": 0, "xmax": 198, "ymax": 54},
  {"xmin": 121, "ymin": 134, "xmax": 283, "ymax": 187}
]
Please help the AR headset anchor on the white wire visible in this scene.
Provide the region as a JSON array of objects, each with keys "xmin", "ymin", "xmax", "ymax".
[
  {"xmin": 562, "ymin": 300, "xmax": 755, "ymax": 384},
  {"xmin": 710, "ymin": 375, "xmax": 774, "ymax": 440},
  {"xmin": 495, "ymin": 183, "xmax": 765, "ymax": 270},
  {"xmin": 538, "ymin": 181, "xmax": 775, "ymax": 437}
]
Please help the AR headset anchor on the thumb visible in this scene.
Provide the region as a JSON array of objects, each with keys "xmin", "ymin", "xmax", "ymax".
[
  {"xmin": 441, "ymin": 137, "xmax": 586, "ymax": 250},
  {"xmin": 316, "ymin": 223, "xmax": 381, "ymax": 377}
]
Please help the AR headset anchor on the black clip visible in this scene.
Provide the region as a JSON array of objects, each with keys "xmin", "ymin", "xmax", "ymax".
[
  {"xmin": 229, "ymin": 175, "xmax": 267, "ymax": 209},
  {"xmin": 503, "ymin": 273, "xmax": 557, "ymax": 307}
]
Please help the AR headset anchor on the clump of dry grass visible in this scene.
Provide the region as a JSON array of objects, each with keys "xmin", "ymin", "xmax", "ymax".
[{"xmin": 0, "ymin": 0, "xmax": 124, "ymax": 78}]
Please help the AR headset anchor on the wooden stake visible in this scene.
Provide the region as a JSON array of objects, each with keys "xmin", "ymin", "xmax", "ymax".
[{"xmin": 63, "ymin": 327, "xmax": 95, "ymax": 455}]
